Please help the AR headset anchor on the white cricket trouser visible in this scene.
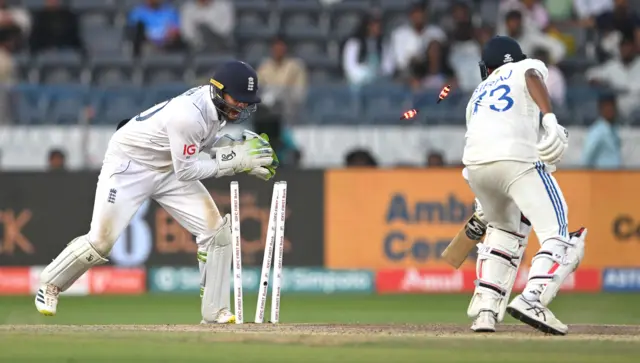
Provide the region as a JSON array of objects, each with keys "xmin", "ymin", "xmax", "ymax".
[
  {"xmin": 89, "ymin": 153, "xmax": 222, "ymax": 254},
  {"xmin": 465, "ymin": 161, "xmax": 568, "ymax": 243}
]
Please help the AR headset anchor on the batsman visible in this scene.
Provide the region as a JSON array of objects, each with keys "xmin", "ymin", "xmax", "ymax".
[{"xmin": 443, "ymin": 36, "xmax": 587, "ymax": 336}]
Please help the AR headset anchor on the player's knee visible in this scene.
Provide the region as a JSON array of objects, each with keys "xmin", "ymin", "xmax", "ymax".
[
  {"xmin": 484, "ymin": 227, "xmax": 522, "ymax": 253},
  {"xmin": 197, "ymin": 215, "xmax": 229, "ymax": 248},
  {"xmin": 87, "ymin": 234, "xmax": 117, "ymax": 257}
]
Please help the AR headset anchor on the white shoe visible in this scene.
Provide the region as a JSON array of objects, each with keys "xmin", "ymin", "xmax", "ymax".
[
  {"xmin": 200, "ymin": 308, "xmax": 236, "ymax": 324},
  {"xmin": 471, "ymin": 310, "xmax": 497, "ymax": 332},
  {"xmin": 507, "ymin": 294, "xmax": 568, "ymax": 335},
  {"xmin": 35, "ymin": 284, "xmax": 60, "ymax": 316}
]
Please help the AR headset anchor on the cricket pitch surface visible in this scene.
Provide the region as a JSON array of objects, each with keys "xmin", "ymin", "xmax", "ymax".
[{"xmin": 3, "ymin": 323, "xmax": 639, "ymax": 342}]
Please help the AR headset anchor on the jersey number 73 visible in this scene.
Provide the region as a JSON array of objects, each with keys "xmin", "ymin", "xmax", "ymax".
[{"xmin": 472, "ymin": 85, "xmax": 514, "ymax": 115}]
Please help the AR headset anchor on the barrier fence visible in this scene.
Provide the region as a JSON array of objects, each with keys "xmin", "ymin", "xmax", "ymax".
[{"xmin": 1, "ymin": 169, "xmax": 639, "ymax": 294}]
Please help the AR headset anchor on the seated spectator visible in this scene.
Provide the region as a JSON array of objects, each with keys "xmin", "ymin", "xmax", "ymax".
[
  {"xmin": 180, "ymin": 0, "xmax": 234, "ymax": 52},
  {"xmin": 257, "ymin": 36, "xmax": 308, "ymax": 123},
  {"xmin": 345, "ymin": 149, "xmax": 378, "ymax": 167},
  {"xmin": 582, "ymin": 94, "xmax": 621, "ymax": 169},
  {"xmin": 341, "ymin": 12, "xmax": 394, "ymax": 88},
  {"xmin": 0, "ymin": 0, "xmax": 30, "ymax": 51},
  {"xmin": 533, "ymin": 48, "xmax": 566, "ymax": 106},
  {"xmin": 48, "ymin": 149, "xmax": 66, "ymax": 171},
  {"xmin": 29, "ymin": 0, "xmax": 83, "ymax": 54},
  {"xmin": 445, "ymin": 2, "xmax": 483, "ymax": 92},
  {"xmin": 499, "ymin": 0, "xmax": 550, "ymax": 33},
  {"xmin": 595, "ymin": 0, "xmax": 640, "ymax": 58},
  {"xmin": 586, "ymin": 35, "xmax": 640, "ymax": 117},
  {"xmin": 129, "ymin": 0, "xmax": 183, "ymax": 55},
  {"xmin": 390, "ymin": 1, "xmax": 446, "ymax": 75},
  {"xmin": 503, "ymin": 10, "xmax": 566, "ymax": 64},
  {"xmin": 426, "ymin": 150, "xmax": 445, "ymax": 167},
  {"xmin": 410, "ymin": 40, "xmax": 455, "ymax": 91},
  {"xmin": 569, "ymin": 0, "xmax": 613, "ymax": 26}
]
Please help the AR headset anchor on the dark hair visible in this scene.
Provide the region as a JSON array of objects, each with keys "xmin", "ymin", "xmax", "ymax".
[
  {"xmin": 348, "ymin": 13, "xmax": 383, "ymax": 64},
  {"xmin": 49, "ymin": 149, "xmax": 65, "ymax": 160},
  {"xmin": 598, "ymin": 92, "xmax": 617, "ymax": 105},
  {"xmin": 505, "ymin": 10, "xmax": 523, "ymax": 21},
  {"xmin": 345, "ymin": 149, "xmax": 377, "ymax": 166}
]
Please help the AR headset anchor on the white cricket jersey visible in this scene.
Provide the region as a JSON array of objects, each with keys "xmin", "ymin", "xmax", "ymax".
[
  {"xmin": 462, "ymin": 59, "xmax": 549, "ymax": 165},
  {"xmin": 107, "ymin": 86, "xmax": 225, "ymax": 181}
]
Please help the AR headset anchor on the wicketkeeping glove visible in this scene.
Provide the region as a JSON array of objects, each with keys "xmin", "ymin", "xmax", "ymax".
[
  {"xmin": 213, "ymin": 132, "xmax": 274, "ymax": 178},
  {"xmin": 537, "ymin": 114, "xmax": 568, "ymax": 165},
  {"xmin": 242, "ymin": 131, "xmax": 279, "ymax": 181}
]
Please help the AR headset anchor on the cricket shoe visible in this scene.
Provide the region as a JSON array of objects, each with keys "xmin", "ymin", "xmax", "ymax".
[
  {"xmin": 471, "ymin": 310, "xmax": 497, "ymax": 333},
  {"xmin": 200, "ymin": 308, "xmax": 236, "ymax": 324},
  {"xmin": 35, "ymin": 284, "xmax": 60, "ymax": 316},
  {"xmin": 506, "ymin": 295, "xmax": 568, "ymax": 335}
]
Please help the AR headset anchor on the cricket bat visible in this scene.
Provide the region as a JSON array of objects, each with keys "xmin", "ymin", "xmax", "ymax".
[{"xmin": 441, "ymin": 213, "xmax": 487, "ymax": 269}]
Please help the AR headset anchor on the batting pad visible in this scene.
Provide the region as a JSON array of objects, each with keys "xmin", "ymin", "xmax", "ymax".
[
  {"xmin": 201, "ymin": 215, "xmax": 232, "ymax": 323},
  {"xmin": 40, "ymin": 235, "xmax": 108, "ymax": 291}
]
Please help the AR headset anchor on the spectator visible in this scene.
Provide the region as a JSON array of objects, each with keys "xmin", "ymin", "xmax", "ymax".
[
  {"xmin": 341, "ymin": 12, "xmax": 394, "ymax": 88},
  {"xmin": 533, "ymin": 48, "xmax": 566, "ymax": 106},
  {"xmin": 499, "ymin": 0, "xmax": 550, "ymax": 33},
  {"xmin": 595, "ymin": 0, "xmax": 640, "ymax": 56},
  {"xmin": 582, "ymin": 94, "xmax": 621, "ymax": 169},
  {"xmin": 48, "ymin": 149, "xmax": 66, "ymax": 171},
  {"xmin": 446, "ymin": 2, "xmax": 483, "ymax": 92},
  {"xmin": 426, "ymin": 150, "xmax": 445, "ymax": 167},
  {"xmin": 0, "ymin": 29, "xmax": 15, "ymax": 124},
  {"xmin": 503, "ymin": 10, "xmax": 566, "ymax": 64},
  {"xmin": 180, "ymin": 0, "xmax": 234, "ymax": 52},
  {"xmin": 390, "ymin": 1, "xmax": 446, "ymax": 74},
  {"xmin": 257, "ymin": 36, "xmax": 308, "ymax": 123},
  {"xmin": 345, "ymin": 149, "xmax": 377, "ymax": 167},
  {"xmin": 29, "ymin": 0, "xmax": 83, "ymax": 54},
  {"xmin": 586, "ymin": 35, "xmax": 640, "ymax": 117},
  {"xmin": 129, "ymin": 0, "xmax": 183, "ymax": 55},
  {"xmin": 410, "ymin": 40, "xmax": 455, "ymax": 91},
  {"xmin": 570, "ymin": 0, "xmax": 613, "ymax": 25},
  {"xmin": 0, "ymin": 0, "xmax": 30, "ymax": 51}
]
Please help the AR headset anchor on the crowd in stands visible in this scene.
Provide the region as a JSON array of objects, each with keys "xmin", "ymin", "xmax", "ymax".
[{"xmin": 0, "ymin": 0, "xmax": 631, "ymax": 169}]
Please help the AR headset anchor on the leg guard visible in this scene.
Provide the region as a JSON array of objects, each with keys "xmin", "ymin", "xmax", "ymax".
[
  {"xmin": 467, "ymin": 226, "xmax": 525, "ymax": 322},
  {"xmin": 524, "ymin": 228, "xmax": 586, "ymax": 306},
  {"xmin": 200, "ymin": 214, "xmax": 232, "ymax": 323},
  {"xmin": 40, "ymin": 235, "xmax": 108, "ymax": 292},
  {"xmin": 496, "ymin": 215, "xmax": 531, "ymax": 321}
]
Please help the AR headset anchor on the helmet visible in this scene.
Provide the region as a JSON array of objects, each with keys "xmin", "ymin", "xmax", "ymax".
[
  {"xmin": 479, "ymin": 36, "xmax": 527, "ymax": 80},
  {"xmin": 209, "ymin": 60, "xmax": 261, "ymax": 122}
]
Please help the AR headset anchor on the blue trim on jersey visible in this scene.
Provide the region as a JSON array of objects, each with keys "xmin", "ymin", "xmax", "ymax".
[{"xmin": 535, "ymin": 162, "xmax": 567, "ymax": 237}]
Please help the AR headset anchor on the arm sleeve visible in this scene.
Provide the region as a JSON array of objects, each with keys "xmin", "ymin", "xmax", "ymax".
[{"xmin": 166, "ymin": 108, "xmax": 220, "ymax": 181}]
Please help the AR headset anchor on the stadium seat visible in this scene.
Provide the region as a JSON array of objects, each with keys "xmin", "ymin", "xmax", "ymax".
[
  {"xmin": 145, "ymin": 84, "xmax": 190, "ymax": 106},
  {"xmin": 306, "ymin": 84, "xmax": 360, "ymax": 124},
  {"xmin": 192, "ymin": 53, "xmax": 237, "ymax": 81},
  {"xmin": 240, "ymin": 40, "xmax": 270, "ymax": 67},
  {"xmin": 362, "ymin": 83, "xmax": 412, "ymax": 124},
  {"xmin": 278, "ymin": 0, "xmax": 326, "ymax": 39},
  {"xmin": 20, "ymin": 0, "xmax": 47, "ymax": 10},
  {"xmin": 93, "ymin": 87, "xmax": 143, "ymax": 125},
  {"xmin": 235, "ymin": 0, "xmax": 273, "ymax": 39},
  {"xmin": 90, "ymin": 53, "xmax": 136, "ymax": 86},
  {"xmin": 83, "ymin": 27, "xmax": 124, "ymax": 55},
  {"xmin": 79, "ymin": 13, "xmax": 112, "ymax": 29},
  {"xmin": 43, "ymin": 86, "xmax": 90, "ymax": 125},
  {"xmin": 35, "ymin": 50, "xmax": 84, "ymax": 85},
  {"xmin": 328, "ymin": 2, "xmax": 368, "ymax": 41},
  {"xmin": 11, "ymin": 84, "xmax": 49, "ymax": 125},
  {"xmin": 140, "ymin": 53, "xmax": 187, "ymax": 85},
  {"xmin": 70, "ymin": 0, "xmax": 117, "ymax": 13}
]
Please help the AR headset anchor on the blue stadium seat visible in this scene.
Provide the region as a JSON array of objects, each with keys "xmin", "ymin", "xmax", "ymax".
[
  {"xmin": 140, "ymin": 53, "xmax": 187, "ymax": 85},
  {"xmin": 13, "ymin": 52, "xmax": 31, "ymax": 82},
  {"xmin": 278, "ymin": 0, "xmax": 325, "ymax": 39},
  {"xmin": 235, "ymin": 0, "xmax": 274, "ymax": 39},
  {"xmin": 42, "ymin": 85, "xmax": 90, "ymax": 124},
  {"xmin": 35, "ymin": 50, "xmax": 84, "ymax": 85},
  {"xmin": 83, "ymin": 28, "xmax": 124, "ymax": 55},
  {"xmin": 306, "ymin": 84, "xmax": 360, "ymax": 124},
  {"xmin": 328, "ymin": 1, "xmax": 368, "ymax": 41},
  {"xmin": 362, "ymin": 83, "xmax": 412, "ymax": 124},
  {"xmin": 192, "ymin": 53, "xmax": 237, "ymax": 80},
  {"xmin": 21, "ymin": 0, "xmax": 47, "ymax": 10},
  {"xmin": 11, "ymin": 84, "xmax": 49, "ymax": 125},
  {"xmin": 93, "ymin": 87, "xmax": 143, "ymax": 125},
  {"xmin": 145, "ymin": 84, "xmax": 190, "ymax": 106},
  {"xmin": 240, "ymin": 40, "xmax": 270, "ymax": 67},
  {"xmin": 90, "ymin": 54, "xmax": 136, "ymax": 86},
  {"xmin": 70, "ymin": 0, "xmax": 117, "ymax": 12},
  {"xmin": 79, "ymin": 13, "xmax": 111, "ymax": 29}
]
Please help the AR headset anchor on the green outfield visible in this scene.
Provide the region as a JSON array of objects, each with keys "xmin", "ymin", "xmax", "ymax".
[{"xmin": 1, "ymin": 293, "xmax": 640, "ymax": 362}]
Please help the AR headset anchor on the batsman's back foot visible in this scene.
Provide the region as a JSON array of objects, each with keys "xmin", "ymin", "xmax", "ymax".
[
  {"xmin": 471, "ymin": 310, "xmax": 497, "ymax": 333},
  {"xmin": 34, "ymin": 284, "xmax": 60, "ymax": 316},
  {"xmin": 506, "ymin": 295, "xmax": 568, "ymax": 336}
]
